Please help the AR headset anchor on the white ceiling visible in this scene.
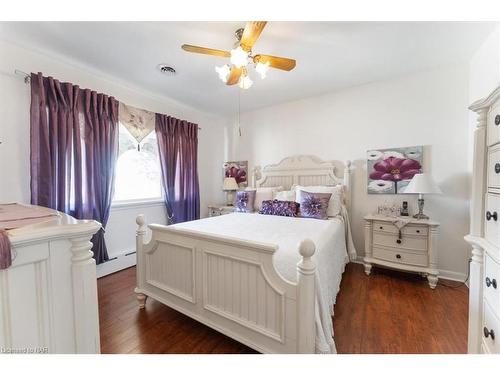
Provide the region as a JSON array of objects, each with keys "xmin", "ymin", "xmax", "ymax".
[{"xmin": 0, "ymin": 22, "xmax": 496, "ymax": 116}]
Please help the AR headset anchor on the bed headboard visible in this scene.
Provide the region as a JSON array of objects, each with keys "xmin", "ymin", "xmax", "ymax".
[{"xmin": 252, "ymin": 155, "xmax": 353, "ymax": 213}]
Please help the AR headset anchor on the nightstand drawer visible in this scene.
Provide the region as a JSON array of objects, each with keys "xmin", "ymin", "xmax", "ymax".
[
  {"xmin": 485, "ymin": 253, "xmax": 500, "ymax": 319},
  {"xmin": 373, "ymin": 221, "xmax": 428, "ymax": 236},
  {"xmin": 372, "ymin": 246, "xmax": 428, "ymax": 267},
  {"xmin": 482, "ymin": 300, "xmax": 500, "ymax": 354},
  {"xmin": 372, "ymin": 232, "xmax": 428, "ymax": 252}
]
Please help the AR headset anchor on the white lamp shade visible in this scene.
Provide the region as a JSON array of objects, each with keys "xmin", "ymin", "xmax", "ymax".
[
  {"xmin": 403, "ymin": 173, "xmax": 442, "ymax": 194},
  {"xmin": 223, "ymin": 177, "xmax": 239, "ymax": 191}
]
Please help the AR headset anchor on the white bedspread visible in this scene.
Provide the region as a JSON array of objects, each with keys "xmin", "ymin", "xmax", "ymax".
[{"xmin": 172, "ymin": 212, "xmax": 350, "ymax": 353}]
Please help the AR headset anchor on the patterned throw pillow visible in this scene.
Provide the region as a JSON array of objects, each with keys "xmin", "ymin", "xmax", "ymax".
[
  {"xmin": 297, "ymin": 190, "xmax": 332, "ymax": 220},
  {"xmin": 259, "ymin": 199, "xmax": 299, "ymax": 217},
  {"xmin": 234, "ymin": 190, "xmax": 256, "ymax": 213}
]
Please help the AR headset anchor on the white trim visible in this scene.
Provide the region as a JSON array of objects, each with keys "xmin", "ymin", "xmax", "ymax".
[
  {"xmin": 438, "ymin": 269, "xmax": 467, "ymax": 283},
  {"xmin": 111, "ymin": 199, "xmax": 164, "ymax": 210},
  {"xmin": 352, "ymin": 256, "xmax": 467, "ymax": 283},
  {"xmin": 96, "ymin": 251, "xmax": 136, "ymax": 278}
]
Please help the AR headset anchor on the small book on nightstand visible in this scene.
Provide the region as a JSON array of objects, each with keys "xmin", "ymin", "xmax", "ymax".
[{"xmin": 208, "ymin": 204, "xmax": 235, "ymax": 217}]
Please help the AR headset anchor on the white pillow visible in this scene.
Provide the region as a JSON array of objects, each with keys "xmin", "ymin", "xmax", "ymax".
[
  {"xmin": 275, "ymin": 190, "xmax": 296, "ymax": 201},
  {"xmin": 246, "ymin": 186, "xmax": 283, "ymax": 211},
  {"xmin": 294, "ymin": 185, "xmax": 343, "ymax": 217}
]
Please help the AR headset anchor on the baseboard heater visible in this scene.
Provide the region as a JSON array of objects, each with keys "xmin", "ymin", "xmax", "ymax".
[{"xmin": 96, "ymin": 250, "xmax": 137, "ymax": 278}]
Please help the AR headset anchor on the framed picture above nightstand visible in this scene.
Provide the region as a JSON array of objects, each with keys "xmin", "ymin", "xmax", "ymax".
[
  {"xmin": 363, "ymin": 214, "xmax": 440, "ymax": 289},
  {"xmin": 208, "ymin": 204, "xmax": 235, "ymax": 217}
]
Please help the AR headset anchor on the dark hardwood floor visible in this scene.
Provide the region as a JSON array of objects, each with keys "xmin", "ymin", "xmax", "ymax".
[{"xmin": 98, "ymin": 263, "xmax": 468, "ymax": 354}]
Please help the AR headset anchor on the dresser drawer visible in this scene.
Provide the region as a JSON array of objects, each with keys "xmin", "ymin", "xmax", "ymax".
[
  {"xmin": 484, "ymin": 253, "xmax": 500, "ymax": 318},
  {"xmin": 488, "ymin": 145, "xmax": 500, "ymax": 189},
  {"xmin": 483, "ymin": 301, "xmax": 500, "ymax": 354},
  {"xmin": 372, "ymin": 231, "xmax": 427, "ymax": 252},
  {"xmin": 373, "ymin": 221, "xmax": 428, "ymax": 236},
  {"xmin": 488, "ymin": 100, "xmax": 500, "ymax": 147},
  {"xmin": 485, "ymin": 193, "xmax": 500, "ymax": 248},
  {"xmin": 481, "ymin": 341, "xmax": 490, "ymax": 354},
  {"xmin": 372, "ymin": 246, "xmax": 428, "ymax": 267}
]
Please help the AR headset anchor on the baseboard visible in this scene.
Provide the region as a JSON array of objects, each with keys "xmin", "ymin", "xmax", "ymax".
[
  {"xmin": 351, "ymin": 256, "xmax": 467, "ymax": 284},
  {"xmin": 438, "ymin": 269, "xmax": 468, "ymax": 283},
  {"xmin": 97, "ymin": 250, "xmax": 136, "ymax": 278},
  {"xmin": 97, "ymin": 252, "xmax": 468, "ymax": 285}
]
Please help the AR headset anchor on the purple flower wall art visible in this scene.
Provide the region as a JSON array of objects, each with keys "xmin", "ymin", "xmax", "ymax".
[
  {"xmin": 367, "ymin": 146, "xmax": 423, "ymax": 194},
  {"xmin": 223, "ymin": 161, "xmax": 248, "ymax": 187}
]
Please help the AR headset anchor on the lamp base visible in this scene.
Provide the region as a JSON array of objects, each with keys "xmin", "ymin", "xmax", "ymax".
[
  {"xmin": 225, "ymin": 191, "xmax": 236, "ymax": 206},
  {"xmin": 412, "ymin": 197, "xmax": 429, "ymax": 220},
  {"xmin": 412, "ymin": 212, "xmax": 429, "ymax": 220}
]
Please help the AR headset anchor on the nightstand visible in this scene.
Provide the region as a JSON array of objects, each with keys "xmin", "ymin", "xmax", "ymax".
[
  {"xmin": 363, "ymin": 214, "xmax": 440, "ymax": 289},
  {"xmin": 208, "ymin": 204, "xmax": 235, "ymax": 217}
]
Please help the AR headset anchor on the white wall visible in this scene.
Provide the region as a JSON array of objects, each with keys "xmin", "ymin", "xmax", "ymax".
[
  {"xmin": 0, "ymin": 40, "xmax": 228, "ymax": 269},
  {"xmin": 469, "ymin": 25, "xmax": 500, "ymax": 103},
  {"xmin": 234, "ymin": 64, "xmax": 471, "ymax": 280}
]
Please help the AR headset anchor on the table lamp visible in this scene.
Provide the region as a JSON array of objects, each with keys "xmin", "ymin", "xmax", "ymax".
[
  {"xmin": 403, "ymin": 173, "xmax": 442, "ymax": 219},
  {"xmin": 223, "ymin": 177, "xmax": 239, "ymax": 206}
]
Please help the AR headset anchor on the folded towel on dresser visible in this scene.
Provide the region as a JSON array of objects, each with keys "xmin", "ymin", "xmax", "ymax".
[
  {"xmin": 388, "ymin": 217, "xmax": 412, "ymax": 239},
  {"xmin": 0, "ymin": 229, "xmax": 12, "ymax": 269}
]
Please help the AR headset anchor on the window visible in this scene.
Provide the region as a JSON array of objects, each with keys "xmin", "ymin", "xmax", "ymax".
[{"xmin": 113, "ymin": 123, "xmax": 162, "ymax": 203}]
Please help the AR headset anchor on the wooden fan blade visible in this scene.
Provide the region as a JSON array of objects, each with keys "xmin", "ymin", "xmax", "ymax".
[
  {"xmin": 226, "ymin": 67, "xmax": 242, "ymax": 85},
  {"xmin": 253, "ymin": 54, "xmax": 296, "ymax": 71},
  {"xmin": 240, "ymin": 21, "xmax": 267, "ymax": 51},
  {"xmin": 181, "ymin": 44, "xmax": 230, "ymax": 58}
]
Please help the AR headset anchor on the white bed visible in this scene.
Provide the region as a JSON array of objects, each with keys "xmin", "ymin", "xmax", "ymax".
[{"xmin": 134, "ymin": 155, "xmax": 356, "ymax": 353}]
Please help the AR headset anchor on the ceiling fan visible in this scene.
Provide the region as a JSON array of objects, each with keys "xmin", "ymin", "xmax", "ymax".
[{"xmin": 181, "ymin": 21, "xmax": 296, "ymax": 89}]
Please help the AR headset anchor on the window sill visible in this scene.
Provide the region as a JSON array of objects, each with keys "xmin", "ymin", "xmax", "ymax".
[{"xmin": 111, "ymin": 199, "xmax": 164, "ymax": 211}]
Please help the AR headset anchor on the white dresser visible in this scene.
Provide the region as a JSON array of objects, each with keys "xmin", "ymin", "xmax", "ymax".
[
  {"xmin": 363, "ymin": 215, "xmax": 440, "ymax": 289},
  {"xmin": 466, "ymin": 86, "xmax": 500, "ymax": 354},
  {"xmin": 0, "ymin": 207, "xmax": 101, "ymax": 353}
]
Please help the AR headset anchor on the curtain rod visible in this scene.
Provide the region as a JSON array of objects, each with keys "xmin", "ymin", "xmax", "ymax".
[
  {"xmin": 15, "ymin": 69, "xmax": 31, "ymax": 84},
  {"xmin": 14, "ymin": 69, "xmax": 201, "ymax": 130}
]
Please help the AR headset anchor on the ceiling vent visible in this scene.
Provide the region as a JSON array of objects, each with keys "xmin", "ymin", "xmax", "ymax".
[{"xmin": 157, "ymin": 64, "xmax": 176, "ymax": 76}]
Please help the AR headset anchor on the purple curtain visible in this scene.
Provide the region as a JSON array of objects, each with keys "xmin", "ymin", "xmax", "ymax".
[
  {"xmin": 30, "ymin": 72, "xmax": 118, "ymax": 264},
  {"xmin": 155, "ymin": 114, "xmax": 200, "ymax": 223}
]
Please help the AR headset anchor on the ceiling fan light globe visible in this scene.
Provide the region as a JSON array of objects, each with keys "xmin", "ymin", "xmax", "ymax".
[
  {"xmin": 215, "ymin": 64, "xmax": 231, "ymax": 83},
  {"xmin": 239, "ymin": 75, "xmax": 253, "ymax": 90},
  {"xmin": 230, "ymin": 46, "xmax": 249, "ymax": 68},
  {"xmin": 255, "ymin": 61, "xmax": 270, "ymax": 79}
]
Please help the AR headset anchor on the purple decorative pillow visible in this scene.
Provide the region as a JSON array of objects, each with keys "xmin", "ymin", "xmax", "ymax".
[
  {"xmin": 297, "ymin": 190, "xmax": 332, "ymax": 220},
  {"xmin": 234, "ymin": 190, "xmax": 256, "ymax": 213},
  {"xmin": 259, "ymin": 199, "xmax": 299, "ymax": 217}
]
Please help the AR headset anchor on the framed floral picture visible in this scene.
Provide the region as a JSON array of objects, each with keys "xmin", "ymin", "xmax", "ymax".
[
  {"xmin": 367, "ymin": 146, "xmax": 423, "ymax": 194},
  {"xmin": 223, "ymin": 161, "xmax": 248, "ymax": 188}
]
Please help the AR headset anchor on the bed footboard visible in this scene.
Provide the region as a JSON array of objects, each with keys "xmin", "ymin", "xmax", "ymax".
[{"xmin": 134, "ymin": 214, "xmax": 317, "ymax": 354}]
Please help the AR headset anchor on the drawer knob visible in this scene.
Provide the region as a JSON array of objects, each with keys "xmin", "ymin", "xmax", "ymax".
[
  {"xmin": 396, "ymin": 239, "xmax": 402, "ymax": 244},
  {"xmin": 484, "ymin": 326, "xmax": 495, "ymax": 340},
  {"xmin": 496, "ymin": 114, "xmax": 500, "ymax": 126},
  {"xmin": 379, "ymin": 226, "xmax": 383, "ymax": 230},
  {"xmin": 396, "ymin": 254, "xmax": 402, "ymax": 259},
  {"xmin": 486, "ymin": 277, "xmax": 498, "ymax": 289},
  {"xmin": 486, "ymin": 211, "xmax": 498, "ymax": 221},
  {"xmin": 496, "ymin": 163, "xmax": 500, "ymax": 174},
  {"xmin": 416, "ymin": 230, "xmax": 420, "ymax": 233}
]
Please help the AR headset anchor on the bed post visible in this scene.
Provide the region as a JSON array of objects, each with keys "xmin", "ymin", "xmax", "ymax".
[
  {"xmin": 297, "ymin": 238, "xmax": 316, "ymax": 353},
  {"xmin": 252, "ymin": 165, "xmax": 262, "ymax": 188},
  {"xmin": 134, "ymin": 214, "xmax": 148, "ymax": 309},
  {"xmin": 343, "ymin": 160, "xmax": 352, "ymax": 215}
]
